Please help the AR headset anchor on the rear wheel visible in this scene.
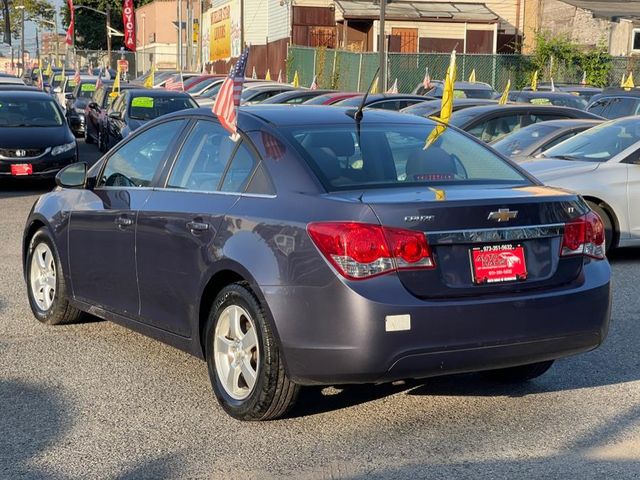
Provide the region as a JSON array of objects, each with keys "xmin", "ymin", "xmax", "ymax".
[
  {"xmin": 587, "ymin": 201, "xmax": 614, "ymax": 254},
  {"xmin": 26, "ymin": 228, "xmax": 83, "ymax": 325},
  {"xmin": 205, "ymin": 282, "xmax": 299, "ymax": 421},
  {"xmin": 482, "ymin": 360, "xmax": 554, "ymax": 383}
]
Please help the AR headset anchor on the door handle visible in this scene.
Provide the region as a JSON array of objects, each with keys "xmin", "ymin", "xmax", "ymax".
[
  {"xmin": 187, "ymin": 220, "xmax": 209, "ymax": 233},
  {"xmin": 115, "ymin": 216, "xmax": 134, "ymax": 228}
]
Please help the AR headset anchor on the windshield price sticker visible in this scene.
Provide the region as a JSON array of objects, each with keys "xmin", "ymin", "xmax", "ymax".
[
  {"xmin": 81, "ymin": 84, "xmax": 96, "ymax": 92},
  {"xmin": 131, "ymin": 97, "xmax": 154, "ymax": 108}
]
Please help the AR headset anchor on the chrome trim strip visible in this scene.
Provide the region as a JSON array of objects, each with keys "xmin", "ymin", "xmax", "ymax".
[
  {"xmin": 95, "ymin": 186, "xmax": 276, "ymax": 199},
  {"xmin": 0, "ymin": 147, "xmax": 51, "ymax": 160},
  {"xmin": 426, "ymin": 223, "xmax": 564, "ymax": 245}
]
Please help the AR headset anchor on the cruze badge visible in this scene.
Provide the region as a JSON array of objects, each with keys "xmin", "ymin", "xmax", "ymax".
[
  {"xmin": 487, "ymin": 209, "xmax": 518, "ymax": 222},
  {"xmin": 15, "ymin": 149, "xmax": 26, "ymax": 158},
  {"xmin": 404, "ymin": 215, "xmax": 435, "ymax": 223}
]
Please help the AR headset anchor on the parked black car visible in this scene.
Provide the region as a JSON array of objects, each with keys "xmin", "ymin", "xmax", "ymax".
[
  {"xmin": 335, "ymin": 93, "xmax": 436, "ymax": 110},
  {"xmin": 401, "ymin": 98, "xmax": 498, "ymax": 118},
  {"xmin": 523, "ymin": 83, "xmax": 602, "ymax": 101},
  {"xmin": 586, "ymin": 89, "xmax": 640, "ymax": 119},
  {"xmin": 65, "ymin": 77, "xmax": 98, "ymax": 137},
  {"xmin": 507, "ymin": 90, "xmax": 588, "ymax": 110},
  {"xmin": 490, "ymin": 118, "xmax": 602, "ymax": 160},
  {"xmin": 103, "ymin": 89, "xmax": 198, "ymax": 151},
  {"xmin": 414, "ymin": 80, "xmax": 498, "ymax": 99},
  {"xmin": 449, "ymin": 104, "xmax": 602, "ymax": 143},
  {"xmin": 23, "ymin": 106, "xmax": 610, "ymax": 420},
  {"xmin": 260, "ymin": 89, "xmax": 335, "ymax": 104},
  {"xmin": 0, "ymin": 91, "xmax": 77, "ymax": 179},
  {"xmin": 84, "ymin": 81, "xmax": 136, "ymax": 149}
]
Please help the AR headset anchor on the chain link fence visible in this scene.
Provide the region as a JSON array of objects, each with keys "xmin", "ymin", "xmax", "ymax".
[{"xmin": 288, "ymin": 46, "xmax": 640, "ymax": 93}]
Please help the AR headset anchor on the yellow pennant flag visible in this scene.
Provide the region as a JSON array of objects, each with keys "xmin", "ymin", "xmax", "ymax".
[
  {"xmin": 265, "ymin": 69, "xmax": 271, "ymax": 81},
  {"xmin": 531, "ymin": 70, "xmax": 538, "ymax": 91},
  {"xmin": 45, "ymin": 61, "xmax": 53, "ymax": 78},
  {"xmin": 292, "ymin": 70, "xmax": 299, "ymax": 87},
  {"xmin": 623, "ymin": 72, "xmax": 635, "ymax": 89},
  {"xmin": 111, "ymin": 63, "xmax": 121, "ymax": 96},
  {"xmin": 499, "ymin": 78, "xmax": 511, "ymax": 105},
  {"xmin": 143, "ymin": 65, "xmax": 155, "ymax": 88},
  {"xmin": 468, "ymin": 69, "xmax": 476, "ymax": 83},
  {"xmin": 370, "ymin": 76, "xmax": 379, "ymax": 94},
  {"xmin": 426, "ymin": 49, "xmax": 456, "ymax": 148}
]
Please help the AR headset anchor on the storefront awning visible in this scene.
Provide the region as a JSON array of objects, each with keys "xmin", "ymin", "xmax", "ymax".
[{"xmin": 335, "ymin": 1, "xmax": 499, "ymax": 23}]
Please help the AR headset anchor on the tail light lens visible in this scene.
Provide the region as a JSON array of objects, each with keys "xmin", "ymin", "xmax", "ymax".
[
  {"xmin": 307, "ymin": 222, "xmax": 435, "ymax": 280},
  {"xmin": 561, "ymin": 211, "xmax": 605, "ymax": 259}
]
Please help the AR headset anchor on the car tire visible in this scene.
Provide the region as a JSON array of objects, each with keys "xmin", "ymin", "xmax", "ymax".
[
  {"xmin": 205, "ymin": 282, "xmax": 299, "ymax": 421},
  {"xmin": 587, "ymin": 201, "xmax": 614, "ymax": 254},
  {"xmin": 482, "ymin": 360, "xmax": 554, "ymax": 383},
  {"xmin": 26, "ymin": 228, "xmax": 83, "ymax": 325}
]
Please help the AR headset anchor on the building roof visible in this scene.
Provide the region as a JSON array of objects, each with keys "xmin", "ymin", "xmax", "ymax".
[
  {"xmin": 335, "ymin": 1, "xmax": 499, "ymax": 23},
  {"xmin": 559, "ymin": 0, "xmax": 640, "ymax": 21}
]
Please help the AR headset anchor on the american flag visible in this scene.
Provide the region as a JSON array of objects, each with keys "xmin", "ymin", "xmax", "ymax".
[
  {"xmin": 95, "ymin": 67, "xmax": 103, "ymax": 90},
  {"xmin": 74, "ymin": 65, "xmax": 81, "ymax": 85},
  {"xmin": 165, "ymin": 73, "xmax": 184, "ymax": 91},
  {"xmin": 309, "ymin": 75, "xmax": 318, "ymax": 90},
  {"xmin": 422, "ymin": 67, "xmax": 432, "ymax": 90},
  {"xmin": 213, "ymin": 48, "xmax": 249, "ymax": 137}
]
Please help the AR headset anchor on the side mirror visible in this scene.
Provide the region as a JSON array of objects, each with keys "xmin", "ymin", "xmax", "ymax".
[
  {"xmin": 109, "ymin": 111, "xmax": 122, "ymax": 120},
  {"xmin": 53, "ymin": 86, "xmax": 62, "ymax": 93},
  {"xmin": 65, "ymin": 93, "xmax": 74, "ymax": 100},
  {"xmin": 55, "ymin": 162, "xmax": 87, "ymax": 189}
]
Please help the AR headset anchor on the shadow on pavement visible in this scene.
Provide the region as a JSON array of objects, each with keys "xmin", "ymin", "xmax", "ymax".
[{"xmin": 0, "ymin": 379, "xmax": 69, "ymax": 479}]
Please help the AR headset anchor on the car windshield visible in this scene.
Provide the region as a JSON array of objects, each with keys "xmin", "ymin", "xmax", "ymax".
[
  {"xmin": 64, "ymin": 78, "xmax": 78, "ymax": 93},
  {"xmin": 0, "ymin": 97, "xmax": 63, "ymax": 126},
  {"xmin": 543, "ymin": 117, "xmax": 640, "ymax": 162},
  {"xmin": 492, "ymin": 123, "xmax": 559, "ymax": 156},
  {"xmin": 76, "ymin": 82, "xmax": 97, "ymax": 99},
  {"xmin": 459, "ymin": 88, "xmax": 495, "ymax": 99},
  {"xmin": 401, "ymin": 101, "xmax": 440, "ymax": 117},
  {"xmin": 200, "ymin": 82, "xmax": 224, "ymax": 98},
  {"xmin": 128, "ymin": 95, "xmax": 197, "ymax": 120},
  {"xmin": 284, "ymin": 122, "xmax": 530, "ymax": 191}
]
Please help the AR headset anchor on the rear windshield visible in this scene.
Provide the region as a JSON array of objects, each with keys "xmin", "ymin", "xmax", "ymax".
[
  {"xmin": 284, "ymin": 122, "xmax": 529, "ymax": 190},
  {"xmin": 543, "ymin": 117, "xmax": 640, "ymax": 162},
  {"xmin": 128, "ymin": 95, "xmax": 197, "ymax": 120},
  {"xmin": 0, "ymin": 97, "xmax": 63, "ymax": 126},
  {"xmin": 524, "ymin": 95, "xmax": 587, "ymax": 109},
  {"xmin": 401, "ymin": 101, "xmax": 440, "ymax": 117},
  {"xmin": 492, "ymin": 123, "xmax": 559, "ymax": 156},
  {"xmin": 459, "ymin": 88, "xmax": 495, "ymax": 99}
]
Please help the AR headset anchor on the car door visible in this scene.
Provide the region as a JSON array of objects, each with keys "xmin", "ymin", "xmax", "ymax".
[
  {"xmin": 67, "ymin": 119, "xmax": 188, "ymax": 317},
  {"xmin": 135, "ymin": 119, "xmax": 260, "ymax": 336},
  {"xmin": 108, "ymin": 94, "xmax": 127, "ymax": 148},
  {"xmin": 618, "ymin": 143, "xmax": 640, "ymax": 239}
]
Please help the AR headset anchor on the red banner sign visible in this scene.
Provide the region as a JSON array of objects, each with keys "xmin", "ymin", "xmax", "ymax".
[
  {"xmin": 122, "ymin": 0, "xmax": 136, "ymax": 51},
  {"xmin": 65, "ymin": 0, "xmax": 74, "ymax": 46}
]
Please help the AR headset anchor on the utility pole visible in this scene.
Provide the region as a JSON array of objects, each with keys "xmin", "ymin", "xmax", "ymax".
[
  {"xmin": 20, "ymin": 4, "xmax": 25, "ymax": 74},
  {"xmin": 106, "ymin": 3, "xmax": 111, "ymax": 67},
  {"xmin": 186, "ymin": 0, "xmax": 191, "ymax": 71},
  {"xmin": 177, "ymin": 0, "xmax": 182, "ymax": 70},
  {"xmin": 35, "ymin": 25, "xmax": 39, "ymax": 66},
  {"xmin": 54, "ymin": 8, "xmax": 60, "ymax": 66},
  {"xmin": 378, "ymin": 0, "xmax": 386, "ymax": 92}
]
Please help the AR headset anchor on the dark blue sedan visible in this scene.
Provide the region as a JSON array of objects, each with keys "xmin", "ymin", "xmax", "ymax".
[{"xmin": 23, "ymin": 106, "xmax": 611, "ymax": 420}]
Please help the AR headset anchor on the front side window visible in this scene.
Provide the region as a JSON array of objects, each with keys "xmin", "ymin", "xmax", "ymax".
[
  {"xmin": 167, "ymin": 120, "xmax": 238, "ymax": 192},
  {"xmin": 605, "ymin": 97, "xmax": 640, "ymax": 119},
  {"xmin": 99, "ymin": 120, "xmax": 187, "ymax": 187},
  {"xmin": 543, "ymin": 117, "xmax": 640, "ymax": 162},
  {"xmin": 285, "ymin": 122, "xmax": 528, "ymax": 191},
  {"xmin": 466, "ymin": 114, "xmax": 522, "ymax": 142},
  {"xmin": 587, "ymin": 98, "xmax": 609, "ymax": 116}
]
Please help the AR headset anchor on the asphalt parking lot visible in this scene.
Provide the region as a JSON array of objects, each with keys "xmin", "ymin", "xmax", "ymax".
[{"xmin": 1, "ymin": 140, "xmax": 640, "ymax": 479}]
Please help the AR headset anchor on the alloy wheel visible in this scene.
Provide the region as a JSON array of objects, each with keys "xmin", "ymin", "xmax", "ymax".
[
  {"xmin": 213, "ymin": 305, "xmax": 260, "ymax": 400},
  {"xmin": 29, "ymin": 243, "xmax": 56, "ymax": 311}
]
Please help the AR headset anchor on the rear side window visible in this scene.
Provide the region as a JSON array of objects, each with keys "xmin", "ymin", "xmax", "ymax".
[
  {"xmin": 99, "ymin": 119, "xmax": 187, "ymax": 187},
  {"xmin": 285, "ymin": 123, "xmax": 528, "ymax": 191},
  {"xmin": 220, "ymin": 142, "xmax": 258, "ymax": 192},
  {"xmin": 605, "ymin": 98, "xmax": 640, "ymax": 119}
]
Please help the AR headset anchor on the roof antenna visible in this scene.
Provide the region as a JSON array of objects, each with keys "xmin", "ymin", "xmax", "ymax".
[{"xmin": 352, "ymin": 66, "xmax": 380, "ymax": 122}]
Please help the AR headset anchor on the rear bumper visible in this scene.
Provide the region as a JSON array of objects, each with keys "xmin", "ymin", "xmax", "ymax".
[{"xmin": 262, "ymin": 259, "xmax": 611, "ymax": 385}]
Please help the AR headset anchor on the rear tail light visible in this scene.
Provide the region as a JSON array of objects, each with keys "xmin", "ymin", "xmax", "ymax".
[
  {"xmin": 307, "ymin": 222, "xmax": 435, "ymax": 280},
  {"xmin": 561, "ymin": 211, "xmax": 605, "ymax": 259}
]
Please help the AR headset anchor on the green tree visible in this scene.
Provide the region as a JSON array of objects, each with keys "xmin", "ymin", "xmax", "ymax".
[{"xmin": 1, "ymin": 0, "xmax": 55, "ymax": 43}]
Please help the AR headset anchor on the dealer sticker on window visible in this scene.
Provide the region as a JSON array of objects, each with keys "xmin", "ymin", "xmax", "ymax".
[{"xmin": 131, "ymin": 97, "xmax": 154, "ymax": 108}]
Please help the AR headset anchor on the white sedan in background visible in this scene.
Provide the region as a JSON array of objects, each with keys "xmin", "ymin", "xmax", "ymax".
[{"xmin": 520, "ymin": 116, "xmax": 640, "ymax": 252}]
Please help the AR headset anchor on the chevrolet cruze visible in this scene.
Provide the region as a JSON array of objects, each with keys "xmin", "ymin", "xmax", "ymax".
[{"xmin": 23, "ymin": 106, "xmax": 611, "ymax": 420}]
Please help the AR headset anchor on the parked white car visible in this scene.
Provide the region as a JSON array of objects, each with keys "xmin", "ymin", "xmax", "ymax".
[{"xmin": 520, "ymin": 116, "xmax": 640, "ymax": 252}]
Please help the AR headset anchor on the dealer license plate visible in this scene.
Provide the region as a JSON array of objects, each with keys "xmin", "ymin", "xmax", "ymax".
[
  {"xmin": 10, "ymin": 163, "xmax": 33, "ymax": 176},
  {"xmin": 471, "ymin": 244, "xmax": 527, "ymax": 284}
]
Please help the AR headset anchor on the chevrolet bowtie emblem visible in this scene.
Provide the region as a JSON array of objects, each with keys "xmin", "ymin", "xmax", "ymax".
[{"xmin": 488, "ymin": 208, "xmax": 518, "ymax": 222}]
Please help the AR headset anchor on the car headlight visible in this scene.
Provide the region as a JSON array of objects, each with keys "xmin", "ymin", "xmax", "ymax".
[{"xmin": 51, "ymin": 141, "xmax": 76, "ymax": 156}]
